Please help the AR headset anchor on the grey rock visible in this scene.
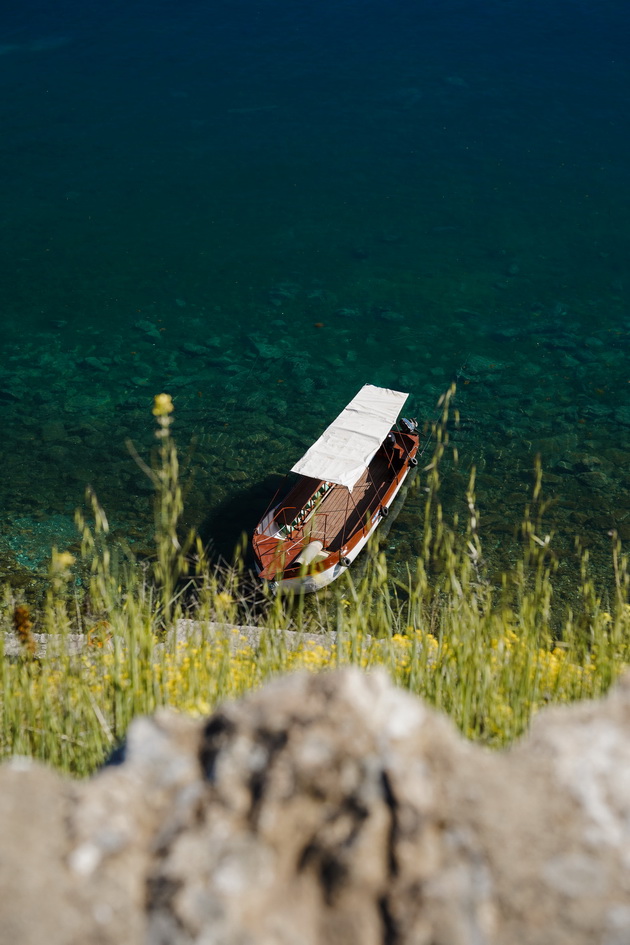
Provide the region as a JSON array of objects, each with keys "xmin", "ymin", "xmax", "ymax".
[{"xmin": 3, "ymin": 669, "xmax": 630, "ymax": 944}]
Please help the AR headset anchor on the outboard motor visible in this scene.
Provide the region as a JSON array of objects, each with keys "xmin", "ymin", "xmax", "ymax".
[{"xmin": 401, "ymin": 417, "xmax": 417, "ymax": 434}]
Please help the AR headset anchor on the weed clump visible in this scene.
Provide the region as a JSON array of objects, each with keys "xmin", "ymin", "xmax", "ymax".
[{"xmin": 0, "ymin": 390, "xmax": 628, "ymax": 776}]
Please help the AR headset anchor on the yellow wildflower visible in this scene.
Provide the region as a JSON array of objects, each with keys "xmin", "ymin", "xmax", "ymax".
[
  {"xmin": 152, "ymin": 393, "xmax": 174, "ymax": 417},
  {"xmin": 51, "ymin": 550, "xmax": 75, "ymax": 571}
]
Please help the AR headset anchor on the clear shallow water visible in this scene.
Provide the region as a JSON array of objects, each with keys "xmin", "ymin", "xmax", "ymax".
[{"xmin": 0, "ymin": 0, "xmax": 629, "ymax": 600}]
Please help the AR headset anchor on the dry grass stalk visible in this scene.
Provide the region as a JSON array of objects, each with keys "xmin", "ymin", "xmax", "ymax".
[{"xmin": 13, "ymin": 605, "xmax": 35, "ymax": 658}]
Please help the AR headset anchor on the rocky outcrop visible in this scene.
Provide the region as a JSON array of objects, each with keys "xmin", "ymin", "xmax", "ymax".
[{"xmin": 2, "ymin": 668, "xmax": 630, "ymax": 945}]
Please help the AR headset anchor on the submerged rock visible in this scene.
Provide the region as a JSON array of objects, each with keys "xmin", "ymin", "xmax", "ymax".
[
  {"xmin": 134, "ymin": 320, "xmax": 162, "ymax": 341},
  {"xmin": 248, "ymin": 333, "xmax": 285, "ymax": 360},
  {"xmin": 614, "ymin": 405, "xmax": 630, "ymax": 427},
  {"xmin": 83, "ymin": 356, "xmax": 110, "ymax": 372}
]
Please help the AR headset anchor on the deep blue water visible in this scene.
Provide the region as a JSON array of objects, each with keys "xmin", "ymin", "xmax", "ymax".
[{"xmin": 1, "ymin": 0, "xmax": 629, "ymax": 597}]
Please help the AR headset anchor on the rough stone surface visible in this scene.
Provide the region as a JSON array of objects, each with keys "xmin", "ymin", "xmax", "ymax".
[{"xmin": 2, "ymin": 668, "xmax": 630, "ymax": 944}]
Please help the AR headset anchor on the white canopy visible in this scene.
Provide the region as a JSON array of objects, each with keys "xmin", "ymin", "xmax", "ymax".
[{"xmin": 291, "ymin": 384, "xmax": 409, "ymax": 491}]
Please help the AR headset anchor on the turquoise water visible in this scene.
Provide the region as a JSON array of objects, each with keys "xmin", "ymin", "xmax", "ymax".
[{"xmin": 1, "ymin": 0, "xmax": 629, "ymax": 599}]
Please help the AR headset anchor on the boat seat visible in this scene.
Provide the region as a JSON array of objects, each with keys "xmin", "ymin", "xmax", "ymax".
[{"xmin": 295, "ymin": 540, "xmax": 329, "ymax": 565}]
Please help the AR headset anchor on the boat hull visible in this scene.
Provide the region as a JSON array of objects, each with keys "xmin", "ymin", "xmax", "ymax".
[
  {"xmin": 252, "ymin": 386, "xmax": 419, "ymax": 594},
  {"xmin": 259, "ymin": 460, "xmax": 416, "ymax": 594}
]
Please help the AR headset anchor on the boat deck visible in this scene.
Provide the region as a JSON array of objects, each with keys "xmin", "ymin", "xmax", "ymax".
[
  {"xmin": 306, "ymin": 452, "xmax": 397, "ymax": 551},
  {"xmin": 265, "ymin": 448, "xmax": 404, "ymax": 561}
]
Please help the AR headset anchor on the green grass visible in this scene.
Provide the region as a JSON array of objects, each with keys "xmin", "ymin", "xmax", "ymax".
[{"xmin": 1, "ymin": 388, "xmax": 629, "ymax": 777}]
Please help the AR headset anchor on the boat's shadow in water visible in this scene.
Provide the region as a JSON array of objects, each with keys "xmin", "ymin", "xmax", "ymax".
[{"xmin": 198, "ymin": 474, "xmax": 286, "ymax": 572}]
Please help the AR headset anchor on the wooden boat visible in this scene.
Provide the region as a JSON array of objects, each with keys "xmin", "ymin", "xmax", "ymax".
[{"xmin": 253, "ymin": 384, "xmax": 419, "ymax": 593}]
